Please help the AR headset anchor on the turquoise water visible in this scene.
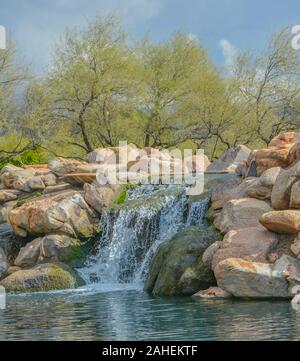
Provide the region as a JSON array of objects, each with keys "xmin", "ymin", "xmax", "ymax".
[{"xmin": 0, "ymin": 286, "xmax": 299, "ymax": 341}]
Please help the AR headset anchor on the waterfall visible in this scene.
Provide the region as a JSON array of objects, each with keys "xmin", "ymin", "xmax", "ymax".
[
  {"xmin": 78, "ymin": 185, "xmax": 210, "ymax": 287},
  {"xmin": 186, "ymin": 195, "xmax": 211, "ymax": 227}
]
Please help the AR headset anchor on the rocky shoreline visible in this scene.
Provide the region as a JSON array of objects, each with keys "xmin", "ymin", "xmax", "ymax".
[{"xmin": 1, "ymin": 134, "xmax": 300, "ymax": 307}]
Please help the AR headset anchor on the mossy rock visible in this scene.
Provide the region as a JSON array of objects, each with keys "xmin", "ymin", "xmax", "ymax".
[
  {"xmin": 68, "ymin": 235, "xmax": 99, "ymax": 268},
  {"xmin": 206, "ymin": 206, "xmax": 216, "ymax": 225},
  {"xmin": 0, "ymin": 262, "xmax": 84, "ymax": 293},
  {"xmin": 145, "ymin": 226, "xmax": 222, "ymax": 296},
  {"xmin": 111, "ymin": 186, "xmax": 184, "ymax": 213}
]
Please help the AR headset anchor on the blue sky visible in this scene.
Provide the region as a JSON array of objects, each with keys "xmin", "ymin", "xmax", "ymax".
[{"xmin": 1, "ymin": 0, "xmax": 300, "ymax": 72}]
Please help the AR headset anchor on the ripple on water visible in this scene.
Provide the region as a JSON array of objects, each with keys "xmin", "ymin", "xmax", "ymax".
[{"xmin": 0, "ymin": 288, "xmax": 300, "ymax": 341}]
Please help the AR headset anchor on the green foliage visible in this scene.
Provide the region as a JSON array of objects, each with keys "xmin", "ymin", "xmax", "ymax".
[
  {"xmin": 19, "ymin": 148, "xmax": 49, "ymax": 165},
  {"xmin": 1, "ymin": 16, "xmax": 300, "ymax": 162},
  {"xmin": 115, "ymin": 184, "xmax": 136, "ymax": 205},
  {"xmin": 0, "ymin": 147, "xmax": 49, "ymax": 170}
]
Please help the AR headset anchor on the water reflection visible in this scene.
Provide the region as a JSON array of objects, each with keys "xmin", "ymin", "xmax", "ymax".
[{"xmin": 0, "ymin": 288, "xmax": 299, "ymax": 341}]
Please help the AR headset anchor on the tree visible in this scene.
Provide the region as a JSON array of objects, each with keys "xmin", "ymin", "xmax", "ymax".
[
  {"xmin": 0, "ymin": 39, "xmax": 34, "ymax": 165},
  {"xmin": 233, "ymin": 28, "xmax": 300, "ymax": 146},
  {"xmin": 134, "ymin": 33, "xmax": 217, "ymax": 148},
  {"xmin": 45, "ymin": 15, "xmax": 139, "ymax": 155}
]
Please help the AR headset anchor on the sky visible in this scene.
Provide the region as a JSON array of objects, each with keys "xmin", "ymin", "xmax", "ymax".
[{"xmin": 1, "ymin": 0, "xmax": 300, "ymax": 72}]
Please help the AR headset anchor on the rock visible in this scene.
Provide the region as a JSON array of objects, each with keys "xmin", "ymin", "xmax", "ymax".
[
  {"xmin": 214, "ymin": 198, "xmax": 272, "ymax": 234},
  {"xmin": 271, "ymin": 161, "xmax": 300, "ymax": 210},
  {"xmin": 248, "ymin": 147, "xmax": 291, "ymax": 177},
  {"xmin": 87, "ymin": 148, "xmax": 116, "ymax": 164},
  {"xmin": 287, "ymin": 143, "xmax": 300, "ymax": 166},
  {"xmin": 291, "ymin": 236, "xmax": 300, "ymax": 258},
  {"xmin": 211, "ymin": 226, "xmax": 279, "ymax": 270},
  {"xmin": 246, "ymin": 167, "xmax": 281, "ymax": 201},
  {"xmin": 202, "ymin": 241, "xmax": 222, "ymax": 269},
  {"xmin": 0, "ymin": 224, "xmax": 26, "ymax": 264},
  {"xmin": 290, "ymin": 180, "xmax": 300, "ymax": 209},
  {"xmin": 0, "ymin": 164, "xmax": 56, "ymax": 192},
  {"xmin": 40, "ymin": 173, "xmax": 57, "ymax": 187},
  {"xmin": 243, "ymin": 159, "xmax": 258, "ymax": 178},
  {"xmin": 274, "ymin": 255, "xmax": 300, "ymax": 290},
  {"xmin": 269, "ymin": 132, "xmax": 300, "ymax": 148},
  {"xmin": 209, "ymin": 175, "xmax": 250, "ymax": 210},
  {"xmin": 60, "ymin": 173, "xmax": 97, "ymax": 186},
  {"xmin": 23, "ymin": 164, "xmax": 49, "ymax": 170},
  {"xmin": 0, "ymin": 263, "xmax": 83, "ymax": 292},
  {"xmin": 214, "ymin": 258, "xmax": 290, "ymax": 298},
  {"xmin": 207, "ymin": 145, "xmax": 251, "ymax": 173},
  {"xmin": 145, "ymin": 226, "xmax": 221, "ymax": 296},
  {"xmin": 0, "ymin": 201, "xmax": 17, "ymax": 224},
  {"xmin": 44, "ymin": 183, "xmax": 74, "ymax": 195},
  {"xmin": 9, "ymin": 190, "xmax": 99, "ymax": 238},
  {"xmin": 184, "ymin": 155, "xmax": 211, "ymax": 173},
  {"xmin": 0, "ymin": 248, "xmax": 8, "ymax": 280},
  {"xmin": 83, "ymin": 182, "xmax": 121, "ymax": 213},
  {"xmin": 192, "ymin": 287, "xmax": 232, "ymax": 300},
  {"xmin": 260, "ymin": 210, "xmax": 300, "ymax": 234},
  {"xmin": 38, "ymin": 234, "xmax": 80, "ymax": 264},
  {"xmin": 7, "ymin": 266, "xmax": 21, "ymax": 275},
  {"xmin": 49, "ymin": 157, "xmax": 100, "ymax": 177},
  {"xmin": 14, "ymin": 238, "xmax": 42, "ymax": 268},
  {"xmin": 87, "ymin": 143, "xmax": 139, "ymax": 164},
  {"xmin": 0, "ymin": 189, "xmax": 22, "ymax": 203}
]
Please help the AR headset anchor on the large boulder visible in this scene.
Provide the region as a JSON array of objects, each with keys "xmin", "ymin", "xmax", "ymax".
[
  {"xmin": 14, "ymin": 234, "xmax": 82, "ymax": 268},
  {"xmin": 211, "ymin": 226, "xmax": 279, "ymax": 270},
  {"xmin": 202, "ymin": 241, "xmax": 222, "ymax": 269},
  {"xmin": 0, "ymin": 164, "xmax": 56, "ymax": 192},
  {"xmin": 145, "ymin": 226, "xmax": 221, "ymax": 296},
  {"xmin": 0, "ymin": 189, "xmax": 22, "ymax": 203},
  {"xmin": 269, "ymin": 132, "xmax": 300, "ymax": 148},
  {"xmin": 87, "ymin": 143, "xmax": 139, "ymax": 164},
  {"xmin": 260, "ymin": 210, "xmax": 300, "ymax": 235},
  {"xmin": 207, "ymin": 146, "xmax": 251, "ymax": 173},
  {"xmin": 49, "ymin": 158, "xmax": 100, "ymax": 177},
  {"xmin": 209, "ymin": 175, "xmax": 251, "ymax": 210},
  {"xmin": 38, "ymin": 234, "xmax": 80, "ymax": 264},
  {"xmin": 214, "ymin": 198, "xmax": 272, "ymax": 234},
  {"xmin": 9, "ymin": 190, "xmax": 99, "ymax": 238},
  {"xmin": 83, "ymin": 182, "xmax": 121, "ymax": 213},
  {"xmin": 214, "ymin": 258, "xmax": 290, "ymax": 298},
  {"xmin": 247, "ymin": 147, "xmax": 291, "ymax": 177},
  {"xmin": 0, "ymin": 263, "xmax": 83, "ymax": 292},
  {"xmin": 246, "ymin": 167, "xmax": 281, "ymax": 201},
  {"xmin": 271, "ymin": 161, "xmax": 300, "ymax": 210},
  {"xmin": 14, "ymin": 238, "xmax": 42, "ymax": 268}
]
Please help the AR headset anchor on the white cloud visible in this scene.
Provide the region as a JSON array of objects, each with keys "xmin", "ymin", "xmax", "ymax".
[
  {"xmin": 219, "ymin": 39, "xmax": 237, "ymax": 71},
  {"xmin": 187, "ymin": 33, "xmax": 199, "ymax": 43}
]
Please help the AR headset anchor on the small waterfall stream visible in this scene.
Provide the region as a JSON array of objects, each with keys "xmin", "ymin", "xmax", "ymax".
[{"xmin": 78, "ymin": 185, "xmax": 210, "ymax": 287}]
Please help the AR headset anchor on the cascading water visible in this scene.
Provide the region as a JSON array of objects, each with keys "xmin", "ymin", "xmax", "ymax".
[
  {"xmin": 186, "ymin": 196, "xmax": 210, "ymax": 227},
  {"xmin": 78, "ymin": 184, "xmax": 210, "ymax": 288}
]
